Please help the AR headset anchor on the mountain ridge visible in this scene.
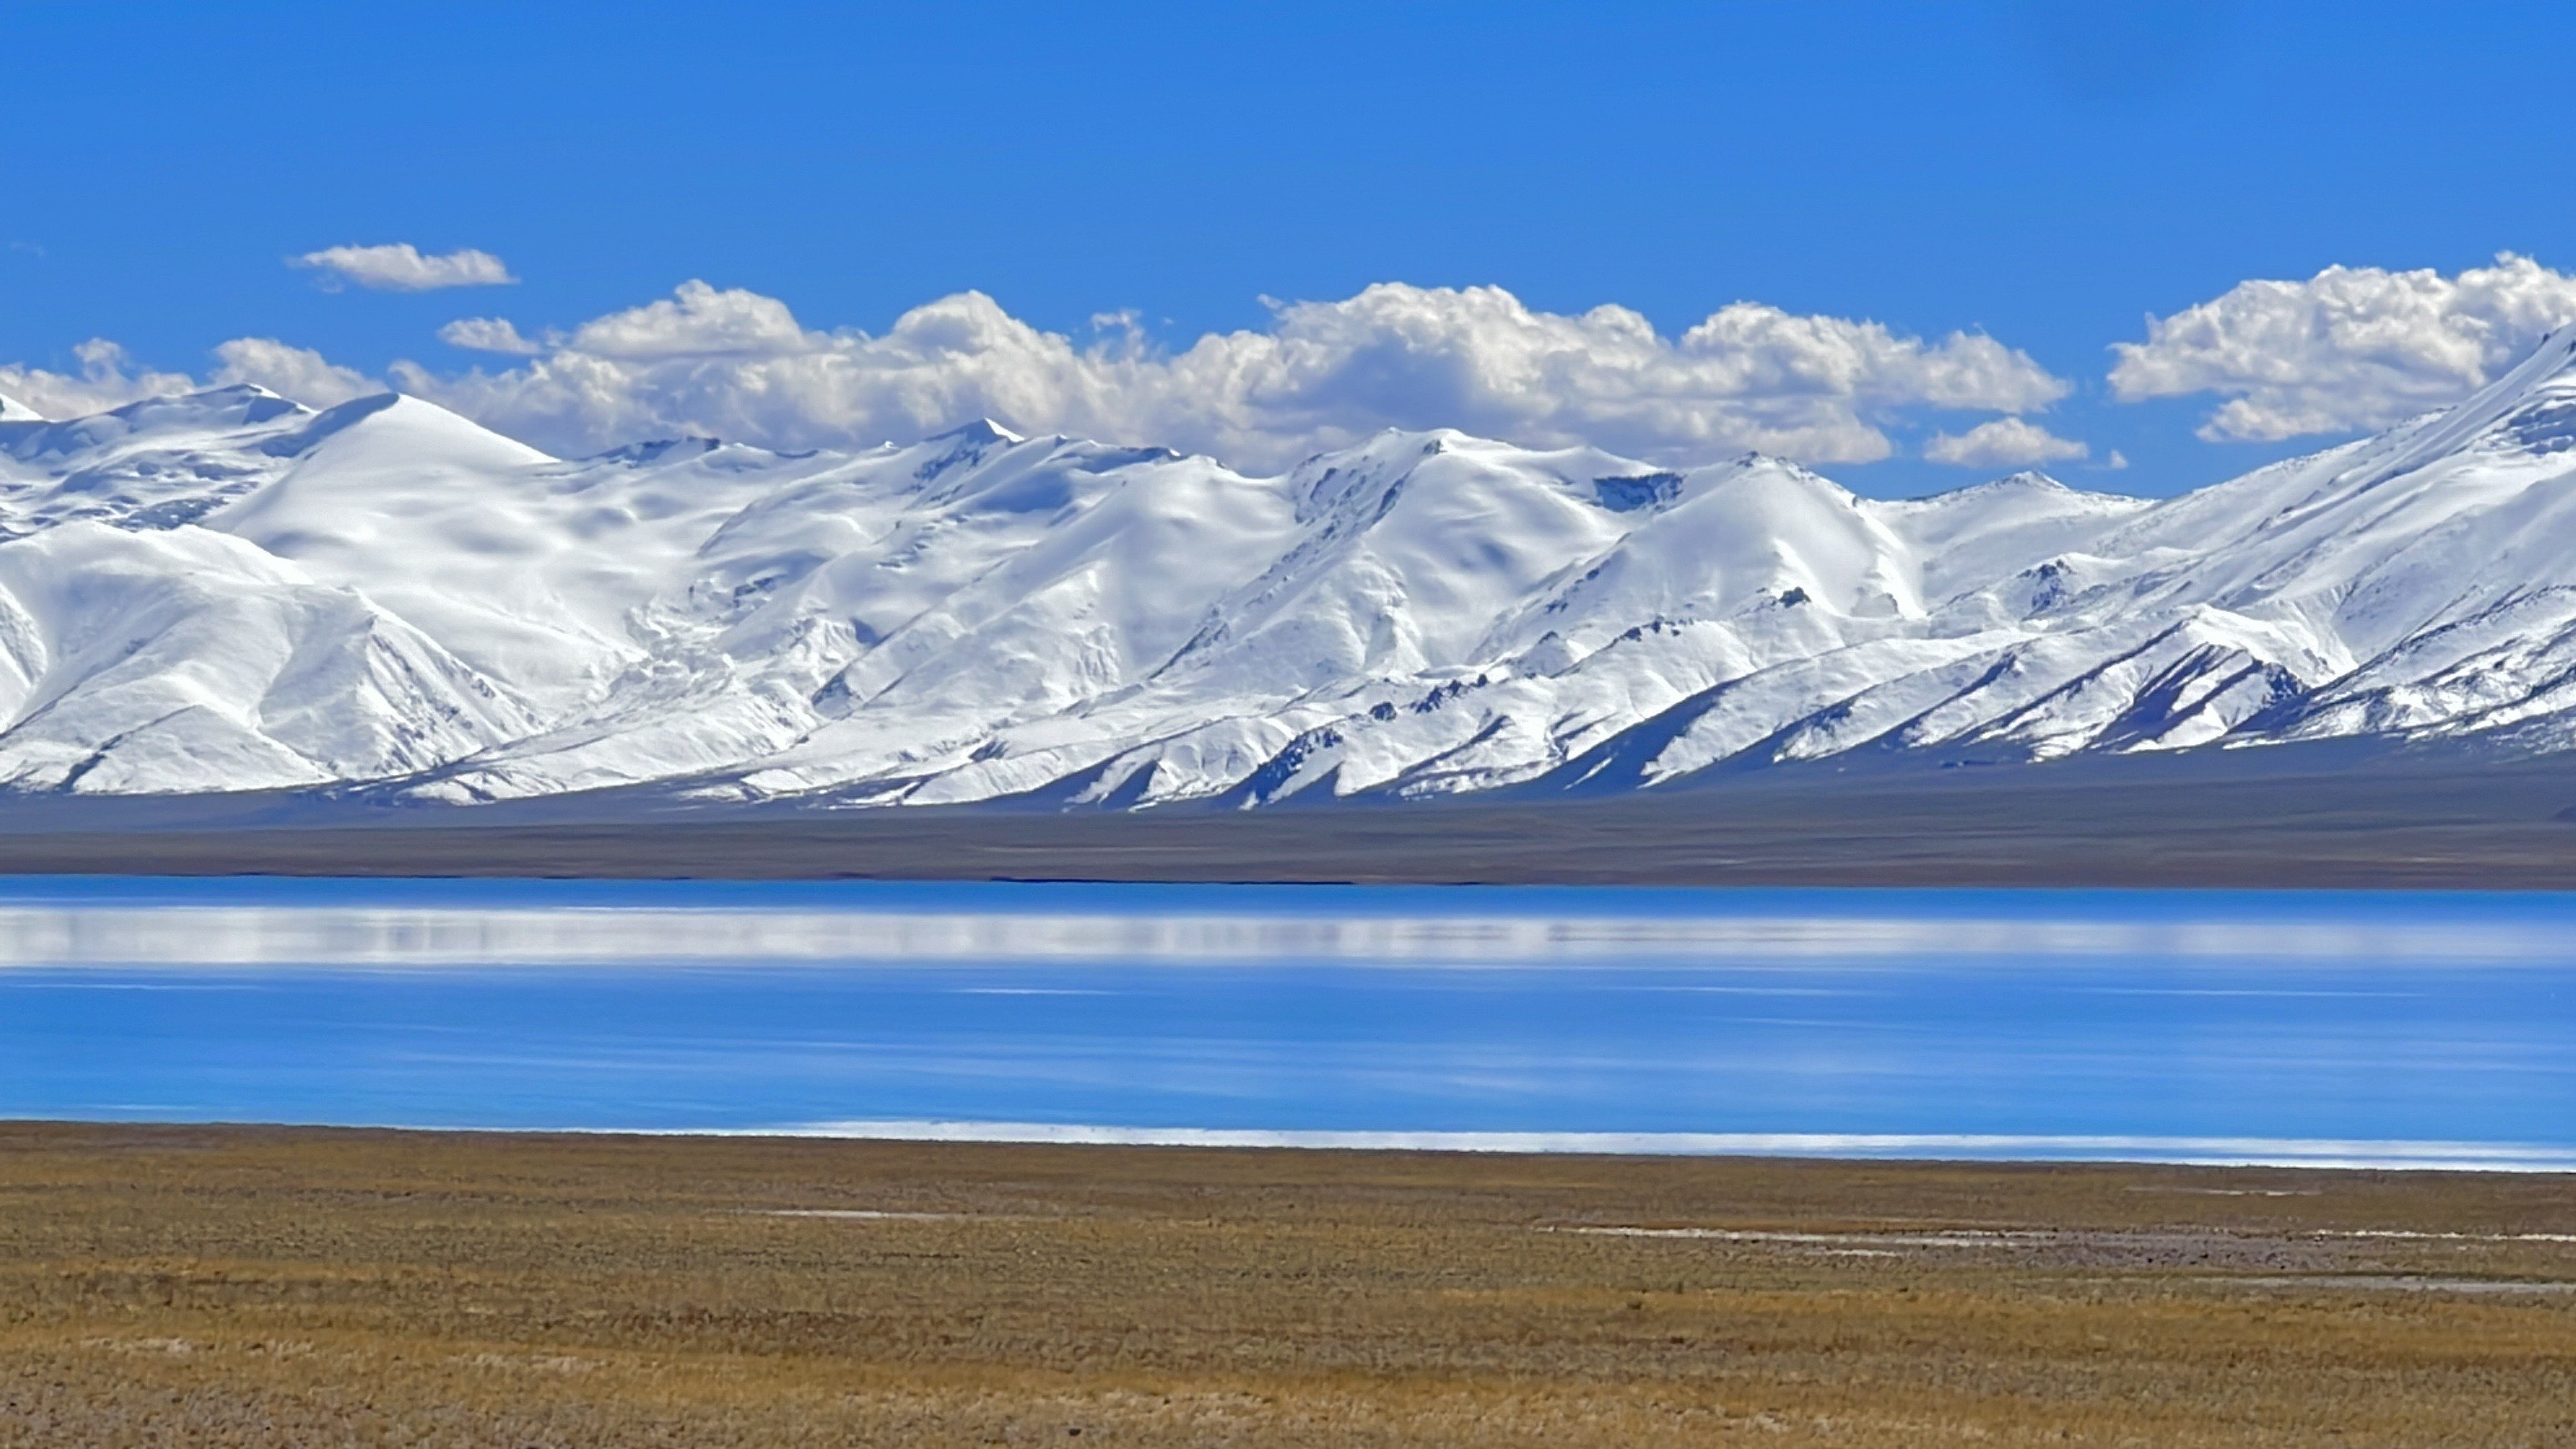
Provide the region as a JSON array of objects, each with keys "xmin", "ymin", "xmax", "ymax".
[{"xmin": 3, "ymin": 329, "xmax": 2575, "ymax": 808}]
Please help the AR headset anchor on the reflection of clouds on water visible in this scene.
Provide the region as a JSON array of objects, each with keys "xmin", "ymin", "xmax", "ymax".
[
  {"xmin": 0, "ymin": 979, "xmax": 277, "ymax": 990},
  {"xmin": 0, "ymin": 905, "xmax": 2571, "ymax": 968},
  {"xmin": 1615, "ymin": 985, "xmax": 1864, "ymax": 996},
  {"xmin": 2078, "ymin": 986, "xmax": 2427, "ymax": 997}
]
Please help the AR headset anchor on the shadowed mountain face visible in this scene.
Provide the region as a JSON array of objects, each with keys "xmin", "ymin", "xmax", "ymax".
[{"xmin": 6, "ymin": 329, "xmax": 2576, "ymax": 809}]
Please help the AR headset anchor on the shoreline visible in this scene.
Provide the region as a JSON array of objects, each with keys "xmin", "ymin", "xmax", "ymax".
[{"xmin": 15, "ymin": 1117, "xmax": 2576, "ymax": 1175}]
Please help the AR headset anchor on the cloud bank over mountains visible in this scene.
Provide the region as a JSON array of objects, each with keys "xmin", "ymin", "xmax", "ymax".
[
  {"xmin": 7, "ymin": 255, "xmax": 2575, "ymax": 475},
  {"xmin": 0, "ymin": 338, "xmax": 370, "ymax": 421},
  {"xmin": 2111, "ymin": 253, "xmax": 2576, "ymax": 441},
  {"xmin": 2, "ymin": 282, "xmax": 2072, "ymax": 471},
  {"xmin": 411, "ymin": 282, "xmax": 2075, "ymax": 471}
]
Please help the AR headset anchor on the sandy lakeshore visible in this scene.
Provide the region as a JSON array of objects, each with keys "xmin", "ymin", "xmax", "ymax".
[{"xmin": 3, "ymin": 1122, "xmax": 2573, "ymax": 1446}]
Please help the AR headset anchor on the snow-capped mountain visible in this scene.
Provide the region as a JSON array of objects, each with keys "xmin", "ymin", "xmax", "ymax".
[{"xmin": 5, "ymin": 326, "xmax": 2576, "ymax": 808}]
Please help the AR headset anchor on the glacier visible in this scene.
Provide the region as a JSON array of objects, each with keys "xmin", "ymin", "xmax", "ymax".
[{"xmin": 4, "ymin": 326, "xmax": 2576, "ymax": 809}]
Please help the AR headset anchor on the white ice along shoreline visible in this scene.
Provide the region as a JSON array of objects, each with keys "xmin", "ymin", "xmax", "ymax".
[
  {"xmin": 7, "ymin": 326, "xmax": 2576, "ymax": 806},
  {"xmin": 717, "ymin": 1121, "xmax": 2576, "ymax": 1174}
]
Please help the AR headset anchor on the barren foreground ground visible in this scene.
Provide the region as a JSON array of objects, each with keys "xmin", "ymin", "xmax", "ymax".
[{"xmin": 2, "ymin": 1124, "xmax": 2572, "ymax": 1447}]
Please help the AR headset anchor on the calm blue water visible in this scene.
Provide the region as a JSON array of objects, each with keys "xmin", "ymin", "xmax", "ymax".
[{"xmin": 3, "ymin": 878, "xmax": 2572, "ymax": 1169}]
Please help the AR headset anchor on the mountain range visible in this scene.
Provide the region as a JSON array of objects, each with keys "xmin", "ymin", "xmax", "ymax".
[{"xmin": 4, "ymin": 327, "xmax": 2576, "ymax": 810}]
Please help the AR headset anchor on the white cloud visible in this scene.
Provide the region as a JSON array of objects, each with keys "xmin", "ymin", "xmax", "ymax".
[
  {"xmin": 292, "ymin": 243, "xmax": 517, "ymax": 292},
  {"xmin": 209, "ymin": 338, "xmax": 380, "ymax": 406},
  {"xmin": 2109, "ymin": 252, "xmax": 2576, "ymax": 441},
  {"xmin": 0, "ymin": 340, "xmax": 199, "ymax": 419},
  {"xmin": 561, "ymin": 283, "xmax": 805, "ymax": 358},
  {"xmin": 438, "ymin": 317, "xmax": 544, "ymax": 355},
  {"xmin": 384, "ymin": 280, "xmax": 2069, "ymax": 468},
  {"xmin": 0, "ymin": 337, "xmax": 381, "ymax": 419},
  {"xmin": 1922, "ymin": 416, "xmax": 2089, "ymax": 467},
  {"xmin": 0, "ymin": 282, "xmax": 2070, "ymax": 465}
]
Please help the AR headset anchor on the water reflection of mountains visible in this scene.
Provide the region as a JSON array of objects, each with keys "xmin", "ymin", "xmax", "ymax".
[{"xmin": 1, "ymin": 898, "xmax": 2572, "ymax": 967}]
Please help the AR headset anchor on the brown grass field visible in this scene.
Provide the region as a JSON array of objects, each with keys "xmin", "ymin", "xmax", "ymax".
[{"xmin": 2, "ymin": 1123, "xmax": 2572, "ymax": 1446}]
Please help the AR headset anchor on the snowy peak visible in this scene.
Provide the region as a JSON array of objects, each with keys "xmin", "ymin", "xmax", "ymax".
[
  {"xmin": 1869, "ymin": 470, "xmax": 2149, "ymax": 605},
  {"xmin": 2474, "ymin": 323, "xmax": 2576, "ymax": 459},
  {"xmin": 0, "ymin": 387, "xmax": 334, "ymax": 539},
  {"xmin": 924, "ymin": 417, "xmax": 1025, "ymax": 447},
  {"xmin": 1898, "ymin": 469, "xmax": 2072, "ymax": 503},
  {"xmin": 302, "ymin": 392, "xmax": 554, "ymax": 468},
  {"xmin": 1876, "ymin": 468, "xmax": 2143, "ymax": 519},
  {"xmin": 0, "ymin": 393, "xmax": 40, "ymax": 424},
  {"xmin": 1, "ymin": 386, "xmax": 311, "ymax": 466},
  {"xmin": 580, "ymin": 435, "xmax": 726, "ymax": 467}
]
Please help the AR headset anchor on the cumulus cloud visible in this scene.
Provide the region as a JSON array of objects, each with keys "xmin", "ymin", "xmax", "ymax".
[
  {"xmin": 385, "ymin": 280, "xmax": 2067, "ymax": 468},
  {"xmin": 0, "ymin": 340, "xmax": 201, "ymax": 419},
  {"xmin": 1922, "ymin": 416, "xmax": 2090, "ymax": 468},
  {"xmin": 0, "ymin": 337, "xmax": 381, "ymax": 419},
  {"xmin": 0, "ymin": 282, "xmax": 2069, "ymax": 465},
  {"xmin": 438, "ymin": 317, "xmax": 544, "ymax": 355},
  {"xmin": 292, "ymin": 243, "xmax": 517, "ymax": 292},
  {"xmin": 2110, "ymin": 252, "xmax": 2576, "ymax": 441},
  {"xmin": 209, "ymin": 338, "xmax": 380, "ymax": 406}
]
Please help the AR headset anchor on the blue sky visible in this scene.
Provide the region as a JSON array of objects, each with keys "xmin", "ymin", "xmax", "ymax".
[{"xmin": 7, "ymin": 0, "xmax": 2576, "ymax": 495}]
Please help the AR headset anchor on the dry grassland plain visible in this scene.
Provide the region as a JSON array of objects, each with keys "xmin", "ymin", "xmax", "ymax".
[{"xmin": 3, "ymin": 1123, "xmax": 2573, "ymax": 1447}]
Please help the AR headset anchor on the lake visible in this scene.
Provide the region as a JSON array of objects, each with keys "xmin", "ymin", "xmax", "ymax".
[{"xmin": 4, "ymin": 877, "xmax": 2572, "ymax": 1170}]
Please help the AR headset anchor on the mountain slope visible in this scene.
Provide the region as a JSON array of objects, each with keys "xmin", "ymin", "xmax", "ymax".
[{"xmin": 3, "ymin": 329, "xmax": 2576, "ymax": 805}]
